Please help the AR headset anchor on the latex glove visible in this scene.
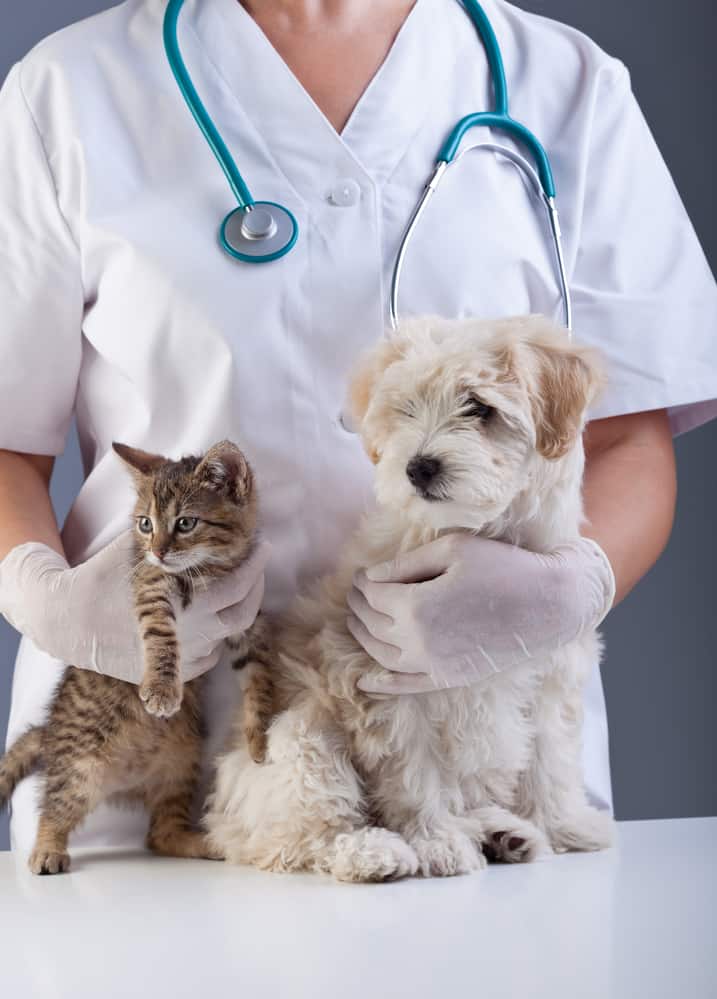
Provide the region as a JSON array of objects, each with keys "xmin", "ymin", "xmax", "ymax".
[
  {"xmin": 346, "ymin": 533, "xmax": 615, "ymax": 695},
  {"xmin": 0, "ymin": 532, "xmax": 271, "ymax": 683}
]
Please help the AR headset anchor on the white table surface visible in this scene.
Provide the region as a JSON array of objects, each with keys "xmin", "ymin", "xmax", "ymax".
[{"xmin": 1, "ymin": 817, "xmax": 714, "ymax": 999}]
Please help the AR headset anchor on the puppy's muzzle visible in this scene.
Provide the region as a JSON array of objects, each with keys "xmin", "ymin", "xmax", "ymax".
[{"xmin": 406, "ymin": 455, "xmax": 444, "ymax": 501}]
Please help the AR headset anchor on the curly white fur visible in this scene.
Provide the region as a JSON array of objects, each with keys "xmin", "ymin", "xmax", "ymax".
[{"xmin": 204, "ymin": 315, "xmax": 615, "ymax": 881}]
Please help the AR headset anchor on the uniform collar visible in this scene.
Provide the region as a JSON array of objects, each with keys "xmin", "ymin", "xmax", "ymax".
[{"xmin": 187, "ymin": 0, "xmax": 451, "ymax": 200}]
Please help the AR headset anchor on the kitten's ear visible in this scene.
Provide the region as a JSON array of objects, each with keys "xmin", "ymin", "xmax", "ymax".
[
  {"xmin": 195, "ymin": 440, "xmax": 253, "ymax": 502},
  {"xmin": 112, "ymin": 442, "xmax": 166, "ymax": 477},
  {"xmin": 345, "ymin": 335, "xmax": 406, "ymax": 436},
  {"xmin": 522, "ymin": 331, "xmax": 604, "ymax": 460}
]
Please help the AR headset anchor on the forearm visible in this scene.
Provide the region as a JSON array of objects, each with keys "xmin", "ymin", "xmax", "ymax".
[
  {"xmin": 0, "ymin": 450, "xmax": 64, "ymax": 560},
  {"xmin": 581, "ymin": 410, "xmax": 676, "ymax": 606}
]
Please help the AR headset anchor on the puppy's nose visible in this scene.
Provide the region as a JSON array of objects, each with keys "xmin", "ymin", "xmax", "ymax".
[{"xmin": 406, "ymin": 456, "xmax": 442, "ymax": 490}]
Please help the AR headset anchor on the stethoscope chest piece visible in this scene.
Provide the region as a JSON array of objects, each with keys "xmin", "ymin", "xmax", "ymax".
[{"xmin": 221, "ymin": 202, "xmax": 298, "ymax": 263}]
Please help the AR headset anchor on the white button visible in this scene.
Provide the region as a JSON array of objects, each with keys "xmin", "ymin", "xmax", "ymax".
[{"xmin": 327, "ymin": 179, "xmax": 361, "ymax": 207}]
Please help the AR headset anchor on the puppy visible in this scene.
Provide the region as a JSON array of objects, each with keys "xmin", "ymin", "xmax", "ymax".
[{"xmin": 204, "ymin": 315, "xmax": 614, "ymax": 881}]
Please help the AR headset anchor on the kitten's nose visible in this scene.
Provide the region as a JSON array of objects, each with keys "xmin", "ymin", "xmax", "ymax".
[
  {"xmin": 406, "ymin": 455, "xmax": 442, "ymax": 490},
  {"xmin": 152, "ymin": 548, "xmax": 167, "ymax": 561}
]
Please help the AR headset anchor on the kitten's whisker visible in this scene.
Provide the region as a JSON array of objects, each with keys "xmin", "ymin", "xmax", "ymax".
[
  {"xmin": 117, "ymin": 559, "xmax": 147, "ymax": 589},
  {"xmin": 189, "ymin": 564, "xmax": 209, "ymax": 595},
  {"xmin": 184, "ymin": 564, "xmax": 197, "ymax": 591}
]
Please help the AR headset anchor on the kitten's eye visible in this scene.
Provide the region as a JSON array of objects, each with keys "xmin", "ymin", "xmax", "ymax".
[
  {"xmin": 396, "ymin": 403, "xmax": 416, "ymax": 418},
  {"xmin": 461, "ymin": 396, "xmax": 494, "ymax": 421},
  {"xmin": 137, "ymin": 517, "xmax": 153, "ymax": 535},
  {"xmin": 176, "ymin": 517, "xmax": 198, "ymax": 534}
]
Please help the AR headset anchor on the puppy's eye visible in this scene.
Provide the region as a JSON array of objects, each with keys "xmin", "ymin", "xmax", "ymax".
[
  {"xmin": 461, "ymin": 396, "xmax": 494, "ymax": 421},
  {"xmin": 176, "ymin": 517, "xmax": 198, "ymax": 534},
  {"xmin": 137, "ymin": 517, "xmax": 153, "ymax": 535}
]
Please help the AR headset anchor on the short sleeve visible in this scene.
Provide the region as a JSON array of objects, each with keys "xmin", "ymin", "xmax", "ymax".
[
  {"xmin": 572, "ymin": 62, "xmax": 717, "ymax": 435},
  {"xmin": 0, "ymin": 63, "xmax": 83, "ymax": 456}
]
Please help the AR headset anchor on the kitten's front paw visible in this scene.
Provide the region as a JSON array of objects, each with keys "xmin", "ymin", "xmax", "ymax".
[
  {"xmin": 29, "ymin": 849, "xmax": 71, "ymax": 875},
  {"xmin": 139, "ymin": 676, "xmax": 183, "ymax": 718}
]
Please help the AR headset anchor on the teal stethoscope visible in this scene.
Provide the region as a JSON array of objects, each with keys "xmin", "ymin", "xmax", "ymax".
[{"xmin": 163, "ymin": 0, "xmax": 572, "ymax": 332}]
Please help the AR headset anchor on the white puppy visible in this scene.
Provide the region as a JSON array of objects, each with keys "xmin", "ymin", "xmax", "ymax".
[{"xmin": 205, "ymin": 314, "xmax": 614, "ymax": 881}]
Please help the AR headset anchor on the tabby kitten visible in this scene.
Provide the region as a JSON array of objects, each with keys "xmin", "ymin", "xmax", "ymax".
[{"xmin": 0, "ymin": 439, "xmax": 273, "ymax": 874}]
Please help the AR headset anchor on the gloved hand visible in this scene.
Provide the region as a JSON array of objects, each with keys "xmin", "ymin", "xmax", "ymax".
[
  {"xmin": 0, "ymin": 531, "xmax": 271, "ymax": 683},
  {"xmin": 346, "ymin": 533, "xmax": 615, "ymax": 695}
]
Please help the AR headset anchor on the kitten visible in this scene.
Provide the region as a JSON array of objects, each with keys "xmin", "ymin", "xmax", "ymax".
[{"xmin": 0, "ymin": 439, "xmax": 270, "ymax": 874}]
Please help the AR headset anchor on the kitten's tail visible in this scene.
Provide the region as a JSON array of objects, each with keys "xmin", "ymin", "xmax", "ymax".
[{"xmin": 0, "ymin": 726, "xmax": 44, "ymax": 809}]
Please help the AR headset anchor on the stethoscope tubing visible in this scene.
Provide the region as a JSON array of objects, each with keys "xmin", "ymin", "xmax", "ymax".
[
  {"xmin": 461, "ymin": 0, "xmax": 509, "ymax": 116},
  {"xmin": 389, "ymin": 145, "xmax": 572, "ymax": 333},
  {"xmin": 163, "ymin": 0, "xmax": 254, "ymax": 208},
  {"xmin": 163, "ymin": 0, "xmax": 571, "ymax": 331},
  {"xmin": 389, "ymin": 0, "xmax": 570, "ymax": 331}
]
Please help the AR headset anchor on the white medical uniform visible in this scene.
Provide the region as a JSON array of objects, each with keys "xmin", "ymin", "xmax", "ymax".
[{"xmin": 2, "ymin": 0, "xmax": 716, "ymax": 852}]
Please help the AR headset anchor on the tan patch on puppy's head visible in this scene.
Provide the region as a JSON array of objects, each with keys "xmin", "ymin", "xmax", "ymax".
[
  {"xmin": 347, "ymin": 336, "xmax": 406, "ymax": 462},
  {"xmin": 499, "ymin": 319, "xmax": 605, "ymax": 460},
  {"xmin": 531, "ymin": 343, "xmax": 604, "ymax": 460}
]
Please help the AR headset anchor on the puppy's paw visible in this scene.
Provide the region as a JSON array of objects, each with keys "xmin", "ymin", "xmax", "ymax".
[
  {"xmin": 29, "ymin": 848, "xmax": 71, "ymax": 876},
  {"xmin": 139, "ymin": 676, "xmax": 183, "ymax": 718},
  {"xmin": 331, "ymin": 827, "xmax": 418, "ymax": 883},
  {"xmin": 411, "ymin": 830, "xmax": 485, "ymax": 878},
  {"xmin": 548, "ymin": 808, "xmax": 615, "ymax": 853},
  {"xmin": 482, "ymin": 817, "xmax": 549, "ymax": 864}
]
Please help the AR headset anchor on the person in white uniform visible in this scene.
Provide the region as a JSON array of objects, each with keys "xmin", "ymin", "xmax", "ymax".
[{"xmin": 1, "ymin": 0, "xmax": 715, "ymax": 854}]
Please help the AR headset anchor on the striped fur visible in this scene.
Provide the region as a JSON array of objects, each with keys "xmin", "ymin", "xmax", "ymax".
[{"xmin": 228, "ymin": 613, "xmax": 276, "ymax": 764}]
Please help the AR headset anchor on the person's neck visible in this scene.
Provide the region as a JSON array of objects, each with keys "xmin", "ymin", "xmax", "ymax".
[
  {"xmin": 237, "ymin": 0, "xmax": 417, "ymax": 133},
  {"xmin": 240, "ymin": 1, "xmax": 414, "ymax": 32}
]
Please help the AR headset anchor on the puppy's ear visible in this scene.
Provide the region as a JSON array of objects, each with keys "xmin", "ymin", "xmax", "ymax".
[
  {"xmin": 195, "ymin": 440, "xmax": 253, "ymax": 502},
  {"xmin": 112, "ymin": 442, "xmax": 166, "ymax": 478},
  {"xmin": 346, "ymin": 336, "xmax": 406, "ymax": 442},
  {"xmin": 523, "ymin": 336, "xmax": 604, "ymax": 460}
]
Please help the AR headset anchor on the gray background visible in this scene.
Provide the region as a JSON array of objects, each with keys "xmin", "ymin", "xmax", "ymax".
[{"xmin": 0, "ymin": 0, "xmax": 715, "ymax": 850}]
